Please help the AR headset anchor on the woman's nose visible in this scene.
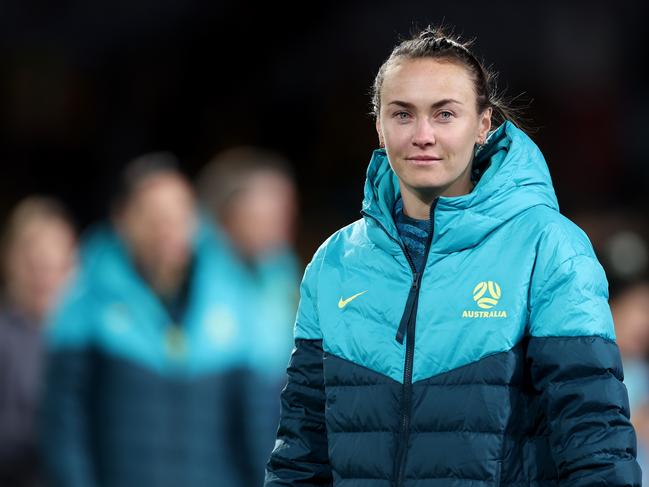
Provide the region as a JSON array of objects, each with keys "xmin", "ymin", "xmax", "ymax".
[{"xmin": 411, "ymin": 119, "xmax": 436, "ymax": 147}]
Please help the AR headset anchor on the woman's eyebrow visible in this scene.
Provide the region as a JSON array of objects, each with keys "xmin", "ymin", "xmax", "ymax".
[{"xmin": 387, "ymin": 98, "xmax": 463, "ymax": 109}]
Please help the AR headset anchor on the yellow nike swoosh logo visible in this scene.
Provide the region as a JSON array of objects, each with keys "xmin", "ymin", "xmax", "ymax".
[{"xmin": 338, "ymin": 291, "xmax": 368, "ymax": 309}]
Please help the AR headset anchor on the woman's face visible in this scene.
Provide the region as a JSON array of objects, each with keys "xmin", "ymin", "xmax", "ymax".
[
  {"xmin": 5, "ymin": 217, "xmax": 76, "ymax": 321},
  {"xmin": 376, "ymin": 58, "xmax": 492, "ymax": 201},
  {"xmin": 223, "ymin": 171, "xmax": 297, "ymax": 259},
  {"xmin": 119, "ymin": 173, "xmax": 196, "ymax": 275}
]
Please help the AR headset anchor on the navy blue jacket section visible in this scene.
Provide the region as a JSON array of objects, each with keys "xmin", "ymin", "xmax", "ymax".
[
  {"xmin": 266, "ymin": 339, "xmax": 331, "ymax": 486},
  {"xmin": 267, "ymin": 336, "xmax": 640, "ymax": 486},
  {"xmin": 43, "ymin": 350, "xmax": 249, "ymax": 487},
  {"xmin": 526, "ymin": 336, "xmax": 639, "ymax": 485}
]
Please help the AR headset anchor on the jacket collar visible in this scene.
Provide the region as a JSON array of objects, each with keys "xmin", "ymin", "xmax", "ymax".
[{"xmin": 361, "ymin": 121, "xmax": 559, "ymax": 254}]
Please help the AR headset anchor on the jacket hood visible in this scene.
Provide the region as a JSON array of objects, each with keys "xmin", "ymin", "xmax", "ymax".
[
  {"xmin": 76, "ymin": 224, "xmax": 159, "ymax": 297},
  {"xmin": 361, "ymin": 121, "xmax": 559, "ymax": 253}
]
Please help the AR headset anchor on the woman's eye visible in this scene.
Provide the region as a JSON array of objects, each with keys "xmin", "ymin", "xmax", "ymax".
[
  {"xmin": 439, "ymin": 111, "xmax": 453, "ymax": 120},
  {"xmin": 394, "ymin": 111, "xmax": 411, "ymax": 120}
]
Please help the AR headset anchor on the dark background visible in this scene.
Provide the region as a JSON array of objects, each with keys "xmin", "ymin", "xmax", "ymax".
[{"xmin": 1, "ymin": 0, "xmax": 648, "ymax": 262}]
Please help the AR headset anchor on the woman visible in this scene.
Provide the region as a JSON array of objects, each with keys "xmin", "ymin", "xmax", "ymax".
[
  {"xmin": 43, "ymin": 156, "xmax": 253, "ymax": 487},
  {"xmin": 265, "ymin": 27, "xmax": 641, "ymax": 486},
  {"xmin": 197, "ymin": 146, "xmax": 301, "ymax": 487},
  {"xmin": 0, "ymin": 196, "xmax": 77, "ymax": 487}
]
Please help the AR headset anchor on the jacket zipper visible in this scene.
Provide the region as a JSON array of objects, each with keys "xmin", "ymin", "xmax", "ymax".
[{"xmin": 393, "ymin": 198, "xmax": 438, "ymax": 487}]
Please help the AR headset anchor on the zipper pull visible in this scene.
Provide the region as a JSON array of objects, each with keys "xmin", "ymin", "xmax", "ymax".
[
  {"xmin": 395, "ymin": 286, "xmax": 418, "ymax": 344},
  {"xmin": 395, "ymin": 325, "xmax": 406, "ymax": 344},
  {"xmin": 412, "ymin": 271, "xmax": 420, "ymax": 290}
]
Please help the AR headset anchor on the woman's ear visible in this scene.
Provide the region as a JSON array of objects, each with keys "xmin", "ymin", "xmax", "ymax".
[
  {"xmin": 375, "ymin": 118, "xmax": 385, "ymax": 148},
  {"xmin": 477, "ymin": 107, "xmax": 492, "ymax": 144}
]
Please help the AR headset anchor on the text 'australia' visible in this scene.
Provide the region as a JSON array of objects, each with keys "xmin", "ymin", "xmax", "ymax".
[{"xmin": 462, "ymin": 310, "xmax": 508, "ymax": 319}]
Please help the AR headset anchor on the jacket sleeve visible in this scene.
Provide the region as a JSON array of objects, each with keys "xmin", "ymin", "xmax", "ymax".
[
  {"xmin": 41, "ymin": 291, "xmax": 98, "ymax": 487},
  {"xmin": 527, "ymin": 253, "xmax": 642, "ymax": 486},
  {"xmin": 265, "ymin": 251, "xmax": 332, "ymax": 486}
]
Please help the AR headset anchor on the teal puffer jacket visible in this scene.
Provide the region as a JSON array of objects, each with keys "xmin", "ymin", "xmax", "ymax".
[{"xmin": 266, "ymin": 122, "xmax": 641, "ymax": 486}]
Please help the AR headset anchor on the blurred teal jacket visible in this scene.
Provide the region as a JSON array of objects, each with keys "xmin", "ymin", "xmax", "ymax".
[
  {"xmin": 42, "ymin": 221, "xmax": 253, "ymax": 487},
  {"xmin": 200, "ymin": 222, "xmax": 300, "ymax": 487}
]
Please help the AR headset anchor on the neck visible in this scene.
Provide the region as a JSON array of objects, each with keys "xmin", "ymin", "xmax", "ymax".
[
  {"xmin": 5, "ymin": 290, "xmax": 46, "ymax": 325},
  {"xmin": 400, "ymin": 189, "xmax": 436, "ymax": 220},
  {"xmin": 399, "ymin": 170, "xmax": 475, "ymax": 220},
  {"xmin": 137, "ymin": 260, "xmax": 189, "ymax": 299}
]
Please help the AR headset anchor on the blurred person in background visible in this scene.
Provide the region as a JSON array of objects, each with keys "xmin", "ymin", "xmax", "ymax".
[
  {"xmin": 42, "ymin": 153, "xmax": 253, "ymax": 487},
  {"xmin": 598, "ymin": 227, "xmax": 649, "ymax": 485},
  {"xmin": 0, "ymin": 196, "xmax": 77, "ymax": 487},
  {"xmin": 611, "ymin": 281, "xmax": 649, "ymax": 485},
  {"xmin": 197, "ymin": 146, "xmax": 300, "ymax": 486}
]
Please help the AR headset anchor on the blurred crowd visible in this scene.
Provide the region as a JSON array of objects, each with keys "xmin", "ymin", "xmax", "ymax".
[{"xmin": 0, "ymin": 148, "xmax": 300, "ymax": 487}]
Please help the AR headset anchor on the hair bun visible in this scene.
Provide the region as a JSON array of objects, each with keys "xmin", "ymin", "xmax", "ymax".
[
  {"xmin": 418, "ymin": 26, "xmax": 443, "ymax": 42},
  {"xmin": 418, "ymin": 27, "xmax": 460, "ymax": 51}
]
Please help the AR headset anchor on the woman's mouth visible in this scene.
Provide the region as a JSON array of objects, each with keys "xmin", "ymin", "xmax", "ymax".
[{"xmin": 406, "ymin": 155, "xmax": 442, "ymax": 166}]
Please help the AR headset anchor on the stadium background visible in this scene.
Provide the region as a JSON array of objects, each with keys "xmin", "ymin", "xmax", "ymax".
[{"xmin": 0, "ymin": 0, "xmax": 647, "ymax": 263}]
